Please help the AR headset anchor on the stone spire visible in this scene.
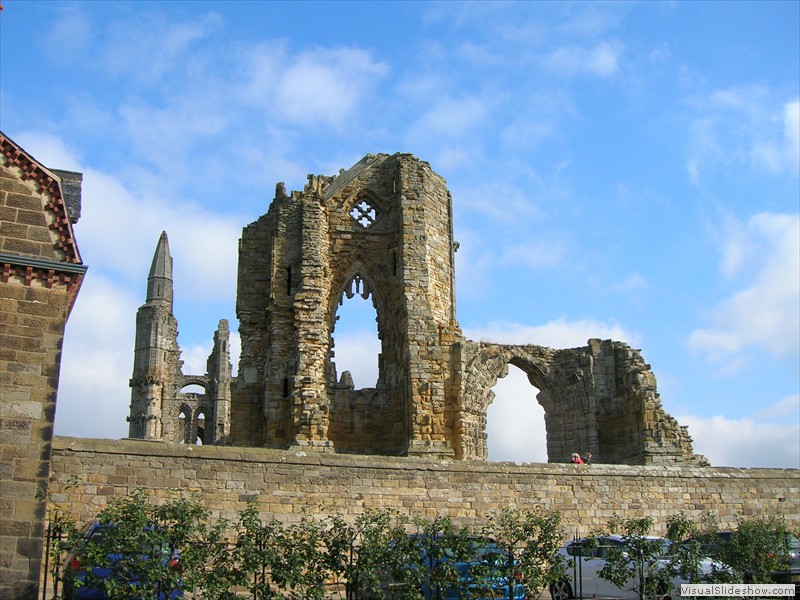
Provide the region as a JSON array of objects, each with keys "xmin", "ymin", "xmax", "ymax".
[
  {"xmin": 146, "ymin": 230, "xmax": 173, "ymax": 306},
  {"xmin": 128, "ymin": 231, "xmax": 180, "ymax": 440}
]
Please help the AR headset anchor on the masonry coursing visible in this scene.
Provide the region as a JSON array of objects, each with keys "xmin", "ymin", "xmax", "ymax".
[
  {"xmin": 0, "ymin": 133, "xmax": 86, "ymax": 600},
  {"xmin": 49, "ymin": 437, "xmax": 799, "ymax": 536}
]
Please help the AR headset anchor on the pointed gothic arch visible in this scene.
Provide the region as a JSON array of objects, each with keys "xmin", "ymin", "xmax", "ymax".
[
  {"xmin": 177, "ymin": 404, "xmax": 192, "ymax": 444},
  {"xmin": 327, "ymin": 261, "xmax": 386, "ymax": 383}
]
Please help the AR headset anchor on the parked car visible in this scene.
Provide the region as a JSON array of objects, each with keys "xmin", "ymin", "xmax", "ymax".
[
  {"xmin": 771, "ymin": 534, "xmax": 800, "ymax": 590},
  {"xmin": 62, "ymin": 522, "xmax": 183, "ymax": 600},
  {"xmin": 439, "ymin": 542, "xmax": 525, "ymax": 600},
  {"xmin": 550, "ymin": 535, "xmax": 716, "ymax": 600},
  {"xmin": 689, "ymin": 531, "xmax": 799, "ymax": 590},
  {"xmin": 376, "ymin": 535, "xmax": 525, "ymax": 600}
]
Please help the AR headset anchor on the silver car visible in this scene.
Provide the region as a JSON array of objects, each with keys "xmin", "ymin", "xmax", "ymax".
[{"xmin": 550, "ymin": 535, "xmax": 715, "ymax": 600}]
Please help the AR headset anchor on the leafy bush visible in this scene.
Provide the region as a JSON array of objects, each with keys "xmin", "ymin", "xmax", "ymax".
[
  {"xmin": 712, "ymin": 516, "xmax": 795, "ymax": 584},
  {"xmin": 483, "ymin": 507, "xmax": 567, "ymax": 600},
  {"xmin": 48, "ymin": 490, "xmax": 794, "ymax": 600}
]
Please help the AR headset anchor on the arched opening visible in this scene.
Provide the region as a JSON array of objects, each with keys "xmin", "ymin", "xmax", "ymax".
[
  {"xmin": 331, "ymin": 276, "xmax": 380, "ymax": 389},
  {"xmin": 195, "ymin": 410, "xmax": 207, "ymax": 445},
  {"xmin": 177, "ymin": 407, "xmax": 191, "ymax": 444},
  {"xmin": 181, "ymin": 383, "xmax": 205, "ymax": 395},
  {"xmin": 486, "ymin": 364, "xmax": 547, "ymax": 463}
]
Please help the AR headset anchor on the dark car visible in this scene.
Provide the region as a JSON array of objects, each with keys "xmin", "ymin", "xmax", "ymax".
[
  {"xmin": 685, "ymin": 531, "xmax": 799, "ymax": 591},
  {"xmin": 771, "ymin": 534, "xmax": 800, "ymax": 588},
  {"xmin": 62, "ymin": 523, "xmax": 183, "ymax": 600}
]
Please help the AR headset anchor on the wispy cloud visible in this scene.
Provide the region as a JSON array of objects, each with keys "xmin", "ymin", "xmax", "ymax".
[
  {"xmin": 272, "ymin": 48, "xmax": 390, "ymax": 128},
  {"xmin": 686, "ymin": 88, "xmax": 800, "ymax": 182},
  {"xmin": 540, "ymin": 41, "xmax": 624, "ymax": 77},
  {"xmin": 408, "ymin": 96, "xmax": 489, "ymax": 142},
  {"xmin": 752, "ymin": 99, "xmax": 800, "ymax": 175},
  {"xmin": 464, "ymin": 317, "xmax": 640, "ymax": 349},
  {"xmin": 677, "ymin": 406, "xmax": 800, "ymax": 469},
  {"xmin": 689, "ymin": 212, "xmax": 800, "ymax": 366}
]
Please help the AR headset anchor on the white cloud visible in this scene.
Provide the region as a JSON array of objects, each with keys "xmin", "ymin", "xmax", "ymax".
[
  {"xmin": 677, "ymin": 408, "xmax": 800, "ymax": 469},
  {"xmin": 12, "ymin": 131, "xmax": 83, "ymax": 172},
  {"xmin": 77, "ymin": 168, "xmax": 241, "ymax": 302},
  {"xmin": 179, "ymin": 331, "xmax": 241, "ymax": 379},
  {"xmin": 752, "ymin": 99, "xmax": 800, "ymax": 175},
  {"xmin": 686, "ymin": 90, "xmax": 800, "ymax": 180},
  {"xmin": 487, "ymin": 366, "xmax": 547, "ymax": 463},
  {"xmin": 331, "ymin": 332, "xmax": 381, "ymax": 390},
  {"xmin": 408, "ymin": 96, "xmax": 488, "ymax": 141},
  {"xmin": 100, "ymin": 12, "xmax": 224, "ymax": 84},
  {"xmin": 273, "ymin": 48, "xmax": 390, "ymax": 128},
  {"xmin": 610, "ymin": 273, "xmax": 647, "ymax": 293},
  {"xmin": 501, "ymin": 239, "xmax": 567, "ymax": 269},
  {"xmin": 689, "ymin": 212, "xmax": 800, "ymax": 365},
  {"xmin": 541, "ymin": 41, "xmax": 624, "ymax": 77},
  {"xmin": 44, "ymin": 4, "xmax": 92, "ymax": 66},
  {"xmin": 454, "ymin": 182, "xmax": 544, "ymax": 226},
  {"xmin": 56, "ymin": 275, "xmax": 138, "ymax": 439},
  {"xmin": 752, "ymin": 394, "xmax": 800, "ymax": 422},
  {"xmin": 465, "ymin": 317, "xmax": 640, "ymax": 349}
]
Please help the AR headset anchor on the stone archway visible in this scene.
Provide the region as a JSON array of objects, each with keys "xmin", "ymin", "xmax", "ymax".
[
  {"xmin": 457, "ymin": 342, "xmax": 566, "ymax": 461},
  {"xmin": 485, "ymin": 364, "xmax": 547, "ymax": 462},
  {"xmin": 326, "ymin": 265, "xmax": 406, "ymax": 455},
  {"xmin": 456, "ymin": 339, "xmax": 703, "ymax": 465}
]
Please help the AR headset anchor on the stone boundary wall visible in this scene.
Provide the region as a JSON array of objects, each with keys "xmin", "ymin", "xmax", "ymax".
[{"xmin": 47, "ymin": 437, "xmax": 799, "ymax": 536}]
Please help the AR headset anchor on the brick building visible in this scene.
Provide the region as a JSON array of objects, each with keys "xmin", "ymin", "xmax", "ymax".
[{"xmin": 0, "ymin": 132, "xmax": 86, "ymax": 600}]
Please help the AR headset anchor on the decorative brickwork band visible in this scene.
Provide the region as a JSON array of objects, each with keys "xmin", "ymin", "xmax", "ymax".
[{"xmin": 0, "ymin": 133, "xmax": 82, "ymax": 265}]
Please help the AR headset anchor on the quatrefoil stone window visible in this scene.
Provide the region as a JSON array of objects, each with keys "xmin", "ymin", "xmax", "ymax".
[{"xmin": 349, "ymin": 199, "xmax": 379, "ymax": 228}]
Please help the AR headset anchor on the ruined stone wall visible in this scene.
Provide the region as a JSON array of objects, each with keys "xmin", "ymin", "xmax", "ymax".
[
  {"xmin": 229, "ymin": 153, "xmax": 703, "ymax": 466},
  {"xmin": 47, "ymin": 437, "xmax": 798, "ymax": 537},
  {"xmin": 456, "ymin": 340, "xmax": 703, "ymax": 465},
  {"xmin": 233, "ymin": 154, "xmax": 463, "ymax": 457}
]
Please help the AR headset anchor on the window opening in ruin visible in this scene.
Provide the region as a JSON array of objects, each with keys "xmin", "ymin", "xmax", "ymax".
[
  {"xmin": 181, "ymin": 383, "xmax": 205, "ymax": 393},
  {"xmin": 178, "ymin": 409, "xmax": 190, "ymax": 444},
  {"xmin": 196, "ymin": 411, "xmax": 206, "ymax": 445},
  {"xmin": 331, "ymin": 278, "xmax": 380, "ymax": 389},
  {"xmin": 486, "ymin": 364, "xmax": 547, "ymax": 463},
  {"xmin": 287, "ymin": 267, "xmax": 292, "ymax": 295},
  {"xmin": 349, "ymin": 198, "xmax": 379, "ymax": 228}
]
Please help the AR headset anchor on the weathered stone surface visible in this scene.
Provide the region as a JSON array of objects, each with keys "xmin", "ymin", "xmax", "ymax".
[
  {"xmin": 226, "ymin": 154, "xmax": 703, "ymax": 465},
  {"xmin": 128, "ymin": 232, "xmax": 232, "ymax": 445},
  {"xmin": 0, "ymin": 133, "xmax": 85, "ymax": 600},
  {"xmin": 47, "ymin": 437, "xmax": 799, "ymax": 536}
]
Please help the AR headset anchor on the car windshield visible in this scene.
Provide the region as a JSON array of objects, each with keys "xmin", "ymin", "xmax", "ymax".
[{"xmin": 566, "ymin": 538, "xmax": 671, "ymax": 559}]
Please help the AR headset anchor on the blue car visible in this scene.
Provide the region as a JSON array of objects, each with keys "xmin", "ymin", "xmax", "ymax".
[
  {"xmin": 383, "ymin": 535, "xmax": 525, "ymax": 600},
  {"xmin": 435, "ymin": 543, "xmax": 525, "ymax": 600},
  {"xmin": 62, "ymin": 523, "xmax": 183, "ymax": 600}
]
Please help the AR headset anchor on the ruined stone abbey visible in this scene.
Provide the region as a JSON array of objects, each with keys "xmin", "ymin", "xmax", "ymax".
[
  {"xmin": 128, "ymin": 153, "xmax": 704, "ymax": 466},
  {"xmin": 7, "ymin": 133, "xmax": 796, "ymax": 600}
]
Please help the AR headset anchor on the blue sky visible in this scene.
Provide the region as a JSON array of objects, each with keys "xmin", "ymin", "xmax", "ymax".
[{"xmin": 1, "ymin": 0, "xmax": 797, "ymax": 468}]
